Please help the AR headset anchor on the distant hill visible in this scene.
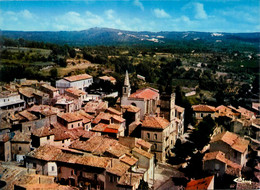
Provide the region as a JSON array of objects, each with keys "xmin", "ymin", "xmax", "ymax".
[{"xmin": 1, "ymin": 27, "xmax": 260, "ymax": 46}]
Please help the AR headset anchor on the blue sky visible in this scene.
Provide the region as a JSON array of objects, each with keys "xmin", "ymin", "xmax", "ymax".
[{"xmin": 0, "ymin": 0, "xmax": 259, "ymax": 32}]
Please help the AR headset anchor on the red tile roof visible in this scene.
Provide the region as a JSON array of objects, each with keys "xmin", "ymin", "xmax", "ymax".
[
  {"xmin": 175, "ymin": 105, "xmax": 185, "ymax": 113},
  {"xmin": 19, "ymin": 110, "xmax": 38, "ymax": 121},
  {"xmin": 210, "ymin": 131, "xmax": 249, "ymax": 153},
  {"xmin": 106, "ymin": 107, "xmax": 122, "ymax": 116},
  {"xmin": 203, "ymin": 151, "xmax": 242, "ymax": 170},
  {"xmin": 121, "ymin": 105, "xmax": 140, "ymax": 113},
  {"xmin": 120, "ymin": 154, "xmax": 138, "ymax": 166},
  {"xmin": 65, "ymin": 87, "xmax": 86, "ymax": 97},
  {"xmin": 186, "ymin": 176, "xmax": 214, "ymax": 190},
  {"xmin": 130, "ymin": 87, "xmax": 159, "ymax": 100},
  {"xmin": 32, "ymin": 126, "xmax": 54, "ymax": 137},
  {"xmin": 58, "ymin": 112, "xmax": 83, "ymax": 123},
  {"xmin": 192, "ymin": 104, "xmax": 216, "ymax": 112},
  {"xmin": 132, "ymin": 147, "xmax": 153, "ymax": 159},
  {"xmin": 92, "ymin": 112, "xmax": 111, "ymax": 124},
  {"xmin": 64, "ymin": 74, "xmax": 92, "ymax": 82},
  {"xmin": 142, "ymin": 115, "xmax": 170, "ymax": 129},
  {"xmin": 106, "ymin": 159, "xmax": 130, "ymax": 176}
]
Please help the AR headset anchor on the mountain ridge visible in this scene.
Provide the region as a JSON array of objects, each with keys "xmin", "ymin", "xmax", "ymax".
[{"xmin": 1, "ymin": 27, "xmax": 259, "ymax": 46}]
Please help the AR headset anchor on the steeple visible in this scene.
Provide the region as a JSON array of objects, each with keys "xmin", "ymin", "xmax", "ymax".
[
  {"xmin": 122, "ymin": 70, "xmax": 131, "ymax": 98},
  {"xmin": 124, "ymin": 70, "xmax": 130, "ymax": 87}
]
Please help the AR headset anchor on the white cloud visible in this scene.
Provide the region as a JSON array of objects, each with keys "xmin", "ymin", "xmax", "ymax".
[
  {"xmin": 153, "ymin": 8, "xmax": 170, "ymax": 18},
  {"xmin": 86, "ymin": 11, "xmax": 104, "ymax": 25},
  {"xmin": 105, "ymin": 9, "xmax": 114, "ymax": 19},
  {"xmin": 194, "ymin": 3, "xmax": 207, "ymax": 19},
  {"xmin": 20, "ymin": 9, "xmax": 34, "ymax": 19},
  {"xmin": 133, "ymin": 0, "xmax": 144, "ymax": 11}
]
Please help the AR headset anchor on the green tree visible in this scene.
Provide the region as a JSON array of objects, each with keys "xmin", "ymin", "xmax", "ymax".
[{"xmin": 50, "ymin": 68, "xmax": 58, "ymax": 79}]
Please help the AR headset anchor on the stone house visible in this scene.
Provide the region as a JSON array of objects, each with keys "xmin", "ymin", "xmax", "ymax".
[
  {"xmin": 0, "ymin": 133, "xmax": 11, "ymax": 161},
  {"xmin": 121, "ymin": 71, "xmax": 160, "ymax": 120},
  {"xmin": 31, "ymin": 126, "xmax": 55, "ymax": 148},
  {"xmin": 192, "ymin": 104, "xmax": 216, "ymax": 121},
  {"xmin": 65, "ymin": 87, "xmax": 87, "ymax": 103},
  {"xmin": 132, "ymin": 147, "xmax": 154, "ymax": 182},
  {"xmin": 56, "ymin": 74, "xmax": 93, "ymax": 94},
  {"xmin": 11, "ymin": 131, "xmax": 31, "ymax": 162},
  {"xmin": 174, "ymin": 105, "xmax": 185, "ymax": 138},
  {"xmin": 209, "ymin": 131, "xmax": 249, "ymax": 166},
  {"xmin": 121, "ymin": 105, "xmax": 141, "ymax": 136},
  {"xmin": 40, "ymin": 84, "xmax": 59, "ymax": 98},
  {"xmin": 141, "ymin": 115, "xmax": 173, "ymax": 162},
  {"xmin": 84, "ymin": 100, "xmax": 108, "ymax": 116},
  {"xmin": 203, "ymin": 151, "xmax": 242, "ymax": 177},
  {"xmin": 57, "ymin": 112, "xmax": 83, "ymax": 130},
  {"xmin": 0, "ymin": 91, "xmax": 25, "ymax": 111}
]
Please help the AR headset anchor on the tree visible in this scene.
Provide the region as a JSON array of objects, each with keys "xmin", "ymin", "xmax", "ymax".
[
  {"xmin": 189, "ymin": 116, "xmax": 215, "ymax": 151},
  {"xmin": 138, "ymin": 179, "xmax": 149, "ymax": 190},
  {"xmin": 69, "ymin": 48, "xmax": 76, "ymax": 58},
  {"xmin": 50, "ymin": 68, "xmax": 58, "ymax": 79}
]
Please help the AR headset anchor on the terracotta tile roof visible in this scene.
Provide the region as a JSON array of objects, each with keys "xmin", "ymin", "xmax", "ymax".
[
  {"xmin": 142, "ymin": 115, "xmax": 170, "ymax": 129},
  {"xmin": 203, "ymin": 151, "xmax": 242, "ymax": 170},
  {"xmin": 84, "ymin": 100, "xmax": 108, "ymax": 114},
  {"xmin": 11, "ymin": 131, "xmax": 31, "ymax": 142},
  {"xmin": 75, "ymin": 155, "xmax": 110, "ymax": 169},
  {"xmin": 27, "ymin": 145, "xmax": 62, "ymax": 161},
  {"xmin": 81, "ymin": 131, "xmax": 96, "ymax": 139},
  {"xmin": 120, "ymin": 154, "xmax": 138, "ymax": 166},
  {"xmin": 0, "ymin": 119, "xmax": 12, "ymax": 130},
  {"xmin": 65, "ymin": 87, "xmax": 86, "ymax": 97},
  {"xmin": 58, "ymin": 112, "xmax": 83, "ymax": 123},
  {"xmin": 121, "ymin": 105, "xmax": 140, "ymax": 113},
  {"xmin": 175, "ymin": 105, "xmax": 185, "ymax": 113},
  {"xmin": 106, "ymin": 107, "xmax": 122, "ymax": 116},
  {"xmin": 32, "ymin": 126, "xmax": 54, "ymax": 137},
  {"xmin": 105, "ymin": 143, "xmax": 131, "ymax": 158},
  {"xmin": 19, "ymin": 110, "xmax": 38, "ymax": 121},
  {"xmin": 91, "ymin": 123, "xmax": 121, "ymax": 134},
  {"xmin": 136, "ymin": 139, "xmax": 152, "ymax": 150},
  {"xmin": 186, "ymin": 176, "xmax": 214, "ymax": 190},
  {"xmin": 237, "ymin": 106, "xmax": 255, "ymax": 119},
  {"xmin": 78, "ymin": 110, "xmax": 94, "ymax": 120},
  {"xmin": 129, "ymin": 87, "xmax": 159, "ymax": 100},
  {"xmin": 210, "ymin": 131, "xmax": 249, "ymax": 153},
  {"xmin": 64, "ymin": 74, "xmax": 92, "ymax": 82},
  {"xmin": 69, "ymin": 136, "xmax": 118, "ymax": 155},
  {"xmin": 112, "ymin": 115, "xmax": 125, "ymax": 123},
  {"xmin": 132, "ymin": 147, "xmax": 153, "ymax": 159},
  {"xmin": 118, "ymin": 172, "xmax": 142, "ymax": 187},
  {"xmin": 51, "ymin": 123, "xmax": 71, "ymax": 141},
  {"xmin": 99, "ymin": 76, "xmax": 116, "ymax": 82},
  {"xmin": 192, "ymin": 104, "xmax": 216, "ymax": 112},
  {"xmin": 92, "ymin": 112, "xmax": 111, "ymax": 124},
  {"xmin": 106, "ymin": 159, "xmax": 130, "ymax": 176},
  {"xmin": 19, "ymin": 87, "xmax": 35, "ymax": 98},
  {"xmin": 0, "ymin": 133, "xmax": 10, "ymax": 142},
  {"xmin": 28, "ymin": 105, "xmax": 61, "ymax": 116},
  {"xmin": 91, "ymin": 123, "xmax": 108, "ymax": 132},
  {"xmin": 41, "ymin": 84, "xmax": 58, "ymax": 92}
]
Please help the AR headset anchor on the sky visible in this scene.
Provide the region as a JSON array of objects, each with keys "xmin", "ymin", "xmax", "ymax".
[{"xmin": 0, "ymin": 0, "xmax": 259, "ymax": 32}]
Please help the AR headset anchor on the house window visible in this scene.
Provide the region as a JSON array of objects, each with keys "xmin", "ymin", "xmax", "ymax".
[
  {"xmin": 19, "ymin": 147, "xmax": 22, "ymax": 151},
  {"xmin": 78, "ymin": 123, "xmax": 80, "ymax": 126},
  {"xmin": 109, "ymin": 175, "xmax": 114, "ymax": 182},
  {"xmin": 154, "ymin": 134, "xmax": 157, "ymax": 140},
  {"xmin": 28, "ymin": 126, "xmax": 31, "ymax": 131},
  {"xmin": 33, "ymin": 163, "xmax": 36, "ymax": 169},
  {"xmin": 71, "ymin": 124, "xmax": 73, "ymax": 128},
  {"xmin": 215, "ymin": 163, "xmax": 220, "ymax": 170},
  {"xmin": 200, "ymin": 113, "xmax": 203, "ymax": 118},
  {"xmin": 62, "ymin": 140, "xmax": 64, "ymax": 144},
  {"xmin": 71, "ymin": 170, "xmax": 74, "ymax": 175},
  {"xmin": 147, "ymin": 133, "xmax": 150, "ymax": 139},
  {"xmin": 47, "ymin": 136, "xmax": 50, "ymax": 140},
  {"xmin": 52, "ymin": 166, "xmax": 55, "ymax": 171},
  {"xmin": 153, "ymin": 144, "xmax": 157, "ymax": 150}
]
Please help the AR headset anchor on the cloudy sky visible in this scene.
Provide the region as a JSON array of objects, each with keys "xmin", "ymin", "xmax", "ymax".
[{"xmin": 0, "ymin": 0, "xmax": 259, "ymax": 32}]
